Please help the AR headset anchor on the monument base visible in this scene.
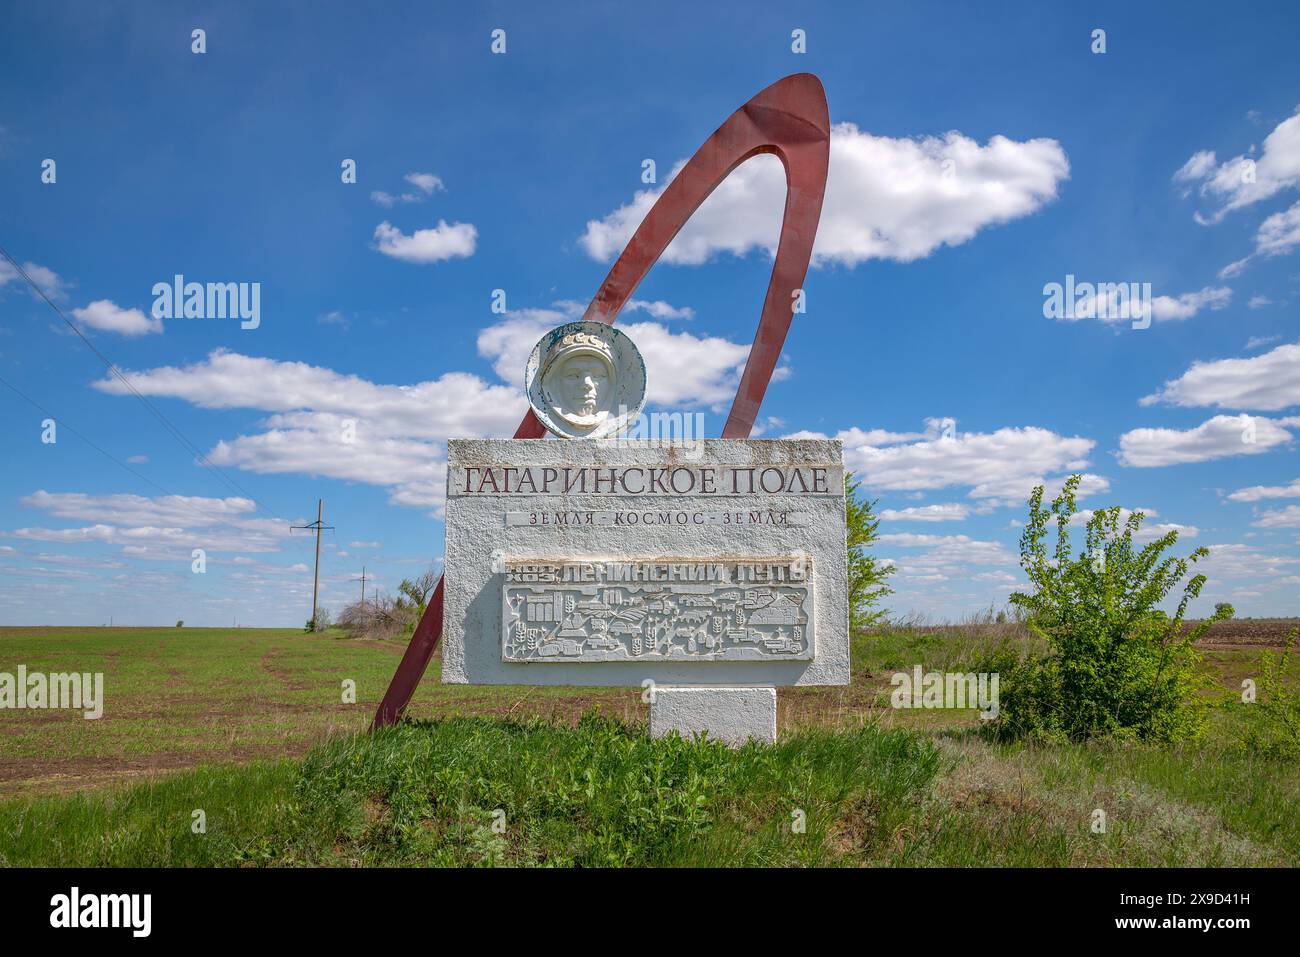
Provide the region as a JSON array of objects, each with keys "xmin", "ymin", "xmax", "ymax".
[{"xmin": 648, "ymin": 687, "xmax": 777, "ymax": 747}]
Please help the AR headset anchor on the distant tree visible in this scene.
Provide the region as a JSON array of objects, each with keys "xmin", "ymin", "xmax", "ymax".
[
  {"xmin": 846, "ymin": 472, "xmax": 893, "ymax": 632},
  {"xmin": 305, "ymin": 608, "xmax": 333, "ymax": 633},
  {"xmin": 175, "ymin": 620, "xmax": 184, "ymax": 628},
  {"xmin": 1215, "ymin": 602, "xmax": 1234, "ymax": 620}
]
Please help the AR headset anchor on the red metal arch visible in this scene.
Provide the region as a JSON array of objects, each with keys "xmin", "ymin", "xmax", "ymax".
[{"xmin": 373, "ymin": 73, "xmax": 830, "ymax": 728}]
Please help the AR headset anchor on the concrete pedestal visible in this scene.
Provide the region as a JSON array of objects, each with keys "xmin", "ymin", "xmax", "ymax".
[{"xmin": 648, "ymin": 686, "xmax": 777, "ymax": 747}]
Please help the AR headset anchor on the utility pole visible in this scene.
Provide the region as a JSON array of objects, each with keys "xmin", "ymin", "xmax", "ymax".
[
  {"xmin": 291, "ymin": 498, "xmax": 334, "ymax": 630},
  {"xmin": 359, "ymin": 566, "xmax": 368, "ymax": 615}
]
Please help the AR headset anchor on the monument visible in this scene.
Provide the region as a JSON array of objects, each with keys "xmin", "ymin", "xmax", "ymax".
[{"xmin": 373, "ymin": 72, "xmax": 835, "ymax": 745}]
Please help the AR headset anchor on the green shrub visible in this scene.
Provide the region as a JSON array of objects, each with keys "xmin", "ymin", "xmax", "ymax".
[
  {"xmin": 846, "ymin": 472, "xmax": 893, "ymax": 631},
  {"xmin": 1242, "ymin": 627, "xmax": 1300, "ymax": 756},
  {"xmin": 985, "ymin": 474, "xmax": 1230, "ymax": 742}
]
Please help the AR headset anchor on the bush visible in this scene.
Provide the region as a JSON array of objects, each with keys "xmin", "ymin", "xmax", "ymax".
[
  {"xmin": 984, "ymin": 474, "xmax": 1230, "ymax": 742},
  {"xmin": 1242, "ymin": 627, "xmax": 1300, "ymax": 756}
]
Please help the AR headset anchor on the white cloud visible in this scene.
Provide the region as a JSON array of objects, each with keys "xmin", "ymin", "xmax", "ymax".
[
  {"xmin": 625, "ymin": 299, "xmax": 694, "ymax": 321},
  {"xmin": 371, "ymin": 172, "xmax": 445, "ymax": 207},
  {"xmin": 209, "ymin": 411, "xmax": 449, "ymax": 511},
  {"xmin": 373, "ymin": 220, "xmax": 476, "ymax": 264},
  {"xmin": 879, "ymin": 503, "xmax": 972, "ymax": 522},
  {"xmin": 6, "ymin": 490, "xmax": 291, "ymax": 554},
  {"xmin": 1227, "ymin": 478, "xmax": 1300, "ymax": 502},
  {"xmin": 1174, "ymin": 106, "xmax": 1300, "ymax": 221},
  {"xmin": 878, "ymin": 532, "xmax": 1019, "ymax": 575},
  {"xmin": 1255, "ymin": 199, "xmax": 1300, "ymax": 257},
  {"xmin": 816, "ymin": 419, "xmax": 1099, "ymax": 502},
  {"xmin": 92, "ymin": 349, "xmax": 525, "ymax": 514},
  {"xmin": 580, "ymin": 122, "xmax": 1068, "ymax": 267},
  {"xmin": 1173, "ymin": 150, "xmax": 1217, "ymax": 185},
  {"xmin": 1217, "ymin": 199, "xmax": 1300, "ymax": 277},
  {"xmin": 1248, "ymin": 297, "xmax": 1274, "ymax": 311},
  {"xmin": 1196, "ymin": 543, "xmax": 1300, "ymax": 580},
  {"xmin": 71, "ymin": 299, "xmax": 160, "ymax": 336},
  {"xmin": 1118, "ymin": 414, "xmax": 1295, "ymax": 466},
  {"xmin": 0, "ymin": 259, "xmax": 66, "ymax": 299},
  {"xmin": 93, "ymin": 349, "xmax": 522, "ymax": 440},
  {"xmin": 1253, "ymin": 505, "xmax": 1300, "ymax": 529},
  {"xmin": 404, "ymin": 172, "xmax": 444, "ymax": 195},
  {"xmin": 1140, "ymin": 342, "xmax": 1300, "ymax": 411},
  {"xmin": 1150, "ymin": 285, "xmax": 1232, "ymax": 321}
]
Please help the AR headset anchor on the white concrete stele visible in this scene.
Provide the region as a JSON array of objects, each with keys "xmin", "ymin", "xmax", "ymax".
[{"xmin": 442, "ymin": 438, "xmax": 847, "ymax": 745}]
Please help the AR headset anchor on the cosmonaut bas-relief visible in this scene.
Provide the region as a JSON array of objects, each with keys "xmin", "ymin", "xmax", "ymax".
[{"xmin": 525, "ymin": 321, "xmax": 647, "ymax": 440}]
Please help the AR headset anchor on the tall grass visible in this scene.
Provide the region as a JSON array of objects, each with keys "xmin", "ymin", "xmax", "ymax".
[{"xmin": 0, "ymin": 715, "xmax": 941, "ymax": 867}]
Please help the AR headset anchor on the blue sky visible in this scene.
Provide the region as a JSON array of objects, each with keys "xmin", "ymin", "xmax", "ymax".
[{"xmin": 1, "ymin": 0, "xmax": 1298, "ymax": 626}]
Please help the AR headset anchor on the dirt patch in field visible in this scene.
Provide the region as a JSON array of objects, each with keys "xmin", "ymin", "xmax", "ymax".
[
  {"xmin": 0, "ymin": 747, "xmax": 305, "ymax": 799},
  {"xmin": 1191, "ymin": 618, "xmax": 1299, "ymax": 650}
]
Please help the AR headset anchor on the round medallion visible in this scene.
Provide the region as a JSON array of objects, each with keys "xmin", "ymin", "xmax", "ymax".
[{"xmin": 525, "ymin": 321, "xmax": 647, "ymax": 439}]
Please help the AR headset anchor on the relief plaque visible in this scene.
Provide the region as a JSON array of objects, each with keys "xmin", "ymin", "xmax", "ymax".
[{"xmin": 502, "ymin": 558, "xmax": 814, "ymax": 662}]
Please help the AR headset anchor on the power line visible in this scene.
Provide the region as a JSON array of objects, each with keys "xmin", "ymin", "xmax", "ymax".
[{"xmin": 0, "ymin": 244, "xmax": 287, "ymax": 524}]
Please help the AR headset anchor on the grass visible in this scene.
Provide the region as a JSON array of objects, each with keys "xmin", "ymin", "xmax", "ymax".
[{"xmin": 1, "ymin": 621, "xmax": 1297, "ymax": 866}]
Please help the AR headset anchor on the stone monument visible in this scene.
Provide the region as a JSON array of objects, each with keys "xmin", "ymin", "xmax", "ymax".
[
  {"xmin": 372, "ymin": 72, "xmax": 833, "ymax": 744},
  {"xmin": 439, "ymin": 319, "xmax": 847, "ymax": 745}
]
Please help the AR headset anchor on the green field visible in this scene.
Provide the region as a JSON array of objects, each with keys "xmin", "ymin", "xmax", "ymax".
[{"xmin": 1, "ymin": 624, "xmax": 1297, "ymax": 866}]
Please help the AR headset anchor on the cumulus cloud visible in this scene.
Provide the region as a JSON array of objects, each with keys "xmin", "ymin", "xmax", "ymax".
[
  {"xmin": 625, "ymin": 299, "xmax": 694, "ymax": 321},
  {"xmin": 1150, "ymin": 286, "xmax": 1232, "ymax": 321},
  {"xmin": 798, "ymin": 419, "xmax": 1101, "ymax": 506},
  {"xmin": 371, "ymin": 172, "xmax": 445, "ymax": 207},
  {"xmin": 92, "ymin": 349, "xmax": 522, "ymax": 440},
  {"xmin": 1140, "ymin": 342, "xmax": 1300, "ymax": 411},
  {"xmin": 1254, "ymin": 199, "xmax": 1300, "ymax": 258},
  {"xmin": 209, "ymin": 411, "xmax": 450, "ymax": 511},
  {"xmin": 0, "ymin": 259, "xmax": 66, "ymax": 299},
  {"xmin": 877, "ymin": 532, "xmax": 1019, "ymax": 580},
  {"xmin": 373, "ymin": 219, "xmax": 476, "ymax": 264},
  {"xmin": 6, "ymin": 491, "xmax": 292, "ymax": 555},
  {"xmin": 580, "ymin": 122, "xmax": 1068, "ymax": 267},
  {"xmin": 1174, "ymin": 106, "xmax": 1300, "ymax": 222},
  {"xmin": 92, "ymin": 349, "xmax": 524, "ymax": 514},
  {"xmin": 1253, "ymin": 505, "xmax": 1300, "ymax": 528},
  {"xmin": 1195, "ymin": 543, "xmax": 1300, "ymax": 580},
  {"xmin": 1227, "ymin": 477, "xmax": 1300, "ymax": 502},
  {"xmin": 879, "ymin": 503, "xmax": 972, "ymax": 522},
  {"xmin": 1118, "ymin": 414, "xmax": 1295, "ymax": 467},
  {"xmin": 71, "ymin": 299, "xmax": 160, "ymax": 336}
]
